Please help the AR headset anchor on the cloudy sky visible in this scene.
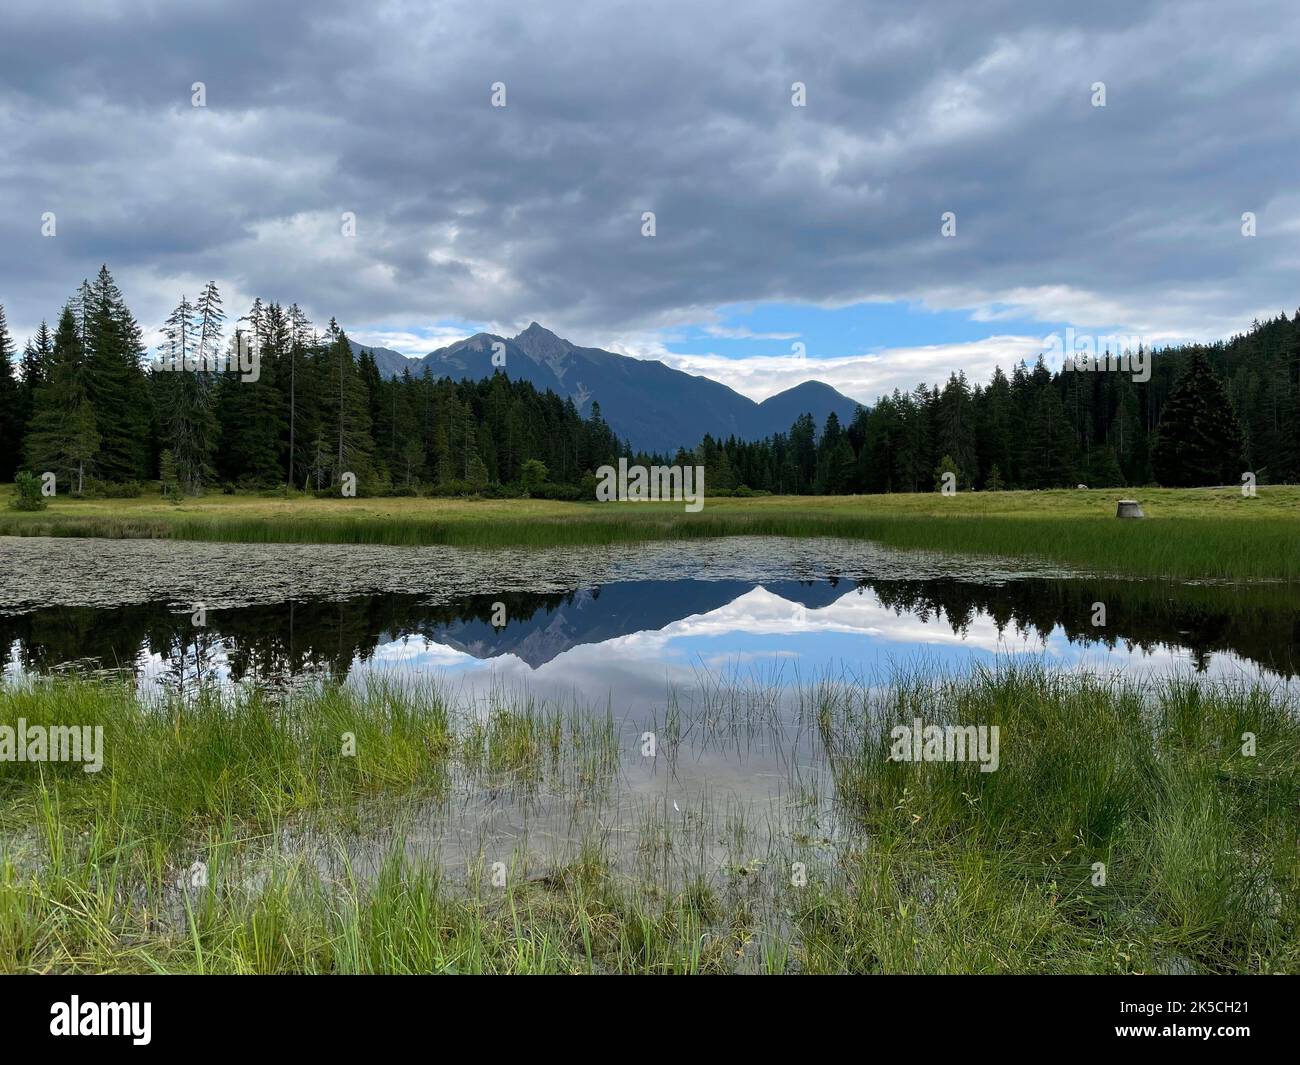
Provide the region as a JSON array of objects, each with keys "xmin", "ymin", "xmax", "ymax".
[{"xmin": 2, "ymin": 0, "xmax": 1297, "ymax": 404}]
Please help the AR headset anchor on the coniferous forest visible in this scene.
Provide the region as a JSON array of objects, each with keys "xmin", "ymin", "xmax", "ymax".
[{"xmin": 1, "ymin": 266, "xmax": 1296, "ymax": 497}]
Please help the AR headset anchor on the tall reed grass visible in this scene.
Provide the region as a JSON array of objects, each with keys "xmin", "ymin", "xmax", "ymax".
[{"xmin": 2, "ymin": 667, "xmax": 1297, "ymax": 973}]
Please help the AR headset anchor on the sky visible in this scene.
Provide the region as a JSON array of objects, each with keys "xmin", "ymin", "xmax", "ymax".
[{"xmin": 2, "ymin": 0, "xmax": 1298, "ymax": 405}]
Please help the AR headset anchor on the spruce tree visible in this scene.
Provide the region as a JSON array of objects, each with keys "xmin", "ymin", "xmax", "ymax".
[
  {"xmin": 81, "ymin": 266, "xmax": 151, "ymax": 482},
  {"xmin": 25, "ymin": 307, "xmax": 100, "ymax": 493},
  {"xmin": 16, "ymin": 321, "xmax": 53, "ymax": 451},
  {"xmin": 813, "ymin": 412, "xmax": 855, "ymax": 493},
  {"xmin": 1152, "ymin": 350, "xmax": 1247, "ymax": 487},
  {"xmin": 933, "ymin": 372, "xmax": 978, "ymax": 482}
]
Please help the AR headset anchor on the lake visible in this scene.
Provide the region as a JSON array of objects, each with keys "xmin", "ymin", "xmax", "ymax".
[{"xmin": 3, "ymin": 535, "xmax": 1296, "ymax": 705}]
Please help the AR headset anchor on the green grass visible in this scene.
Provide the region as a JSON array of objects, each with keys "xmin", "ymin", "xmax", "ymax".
[
  {"xmin": 2, "ymin": 668, "xmax": 1297, "ymax": 973},
  {"xmin": 1, "ymin": 484, "xmax": 1297, "ymax": 579},
  {"xmin": 0, "ymin": 679, "xmax": 616, "ymax": 844},
  {"xmin": 808, "ymin": 667, "xmax": 1300, "ymax": 972}
]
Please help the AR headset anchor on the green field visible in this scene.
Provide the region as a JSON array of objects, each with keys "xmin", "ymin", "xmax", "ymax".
[
  {"xmin": 2, "ymin": 484, "xmax": 1297, "ymax": 580},
  {"xmin": 2, "ymin": 669, "xmax": 1296, "ymax": 974}
]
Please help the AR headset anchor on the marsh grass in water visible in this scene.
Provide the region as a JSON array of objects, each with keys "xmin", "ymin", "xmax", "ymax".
[
  {"xmin": 1, "ymin": 667, "xmax": 1297, "ymax": 973},
  {"xmin": 0, "ymin": 679, "xmax": 617, "ymax": 843}
]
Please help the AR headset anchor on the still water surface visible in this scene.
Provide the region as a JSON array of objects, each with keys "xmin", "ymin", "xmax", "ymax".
[{"xmin": 3, "ymin": 535, "xmax": 1295, "ymax": 705}]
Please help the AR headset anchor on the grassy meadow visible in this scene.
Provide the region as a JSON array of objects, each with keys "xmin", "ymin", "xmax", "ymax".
[
  {"xmin": 1, "ymin": 483, "xmax": 1297, "ymax": 580},
  {"xmin": 2, "ymin": 669, "xmax": 1297, "ymax": 974}
]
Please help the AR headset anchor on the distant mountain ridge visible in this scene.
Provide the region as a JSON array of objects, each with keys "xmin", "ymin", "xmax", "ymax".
[{"xmin": 352, "ymin": 323, "xmax": 863, "ymax": 452}]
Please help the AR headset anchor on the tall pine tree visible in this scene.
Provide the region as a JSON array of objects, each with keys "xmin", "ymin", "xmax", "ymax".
[
  {"xmin": 25, "ymin": 307, "xmax": 100, "ymax": 493},
  {"xmin": 1152, "ymin": 349, "xmax": 1247, "ymax": 487},
  {"xmin": 81, "ymin": 266, "xmax": 151, "ymax": 482}
]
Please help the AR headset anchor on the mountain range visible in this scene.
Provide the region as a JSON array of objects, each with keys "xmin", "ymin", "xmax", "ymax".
[{"xmin": 352, "ymin": 323, "xmax": 863, "ymax": 452}]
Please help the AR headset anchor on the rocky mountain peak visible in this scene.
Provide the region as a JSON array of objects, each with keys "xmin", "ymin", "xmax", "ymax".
[{"xmin": 512, "ymin": 321, "xmax": 571, "ymax": 365}]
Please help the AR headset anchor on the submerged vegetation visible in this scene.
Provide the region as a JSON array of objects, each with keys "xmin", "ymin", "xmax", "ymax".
[
  {"xmin": 1, "ymin": 484, "xmax": 1297, "ymax": 581},
  {"xmin": 2, "ymin": 667, "xmax": 1297, "ymax": 974}
]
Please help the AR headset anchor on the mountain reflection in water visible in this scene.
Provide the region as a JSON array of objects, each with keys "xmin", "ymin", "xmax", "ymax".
[{"xmin": 4, "ymin": 576, "xmax": 1296, "ymax": 708}]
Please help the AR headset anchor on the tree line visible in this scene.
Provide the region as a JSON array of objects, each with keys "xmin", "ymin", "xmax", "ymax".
[
  {"xmin": 648, "ymin": 314, "xmax": 1296, "ymax": 494},
  {"xmin": 0, "ymin": 267, "xmax": 623, "ymax": 497},
  {"xmin": 1, "ymin": 265, "xmax": 1293, "ymax": 497}
]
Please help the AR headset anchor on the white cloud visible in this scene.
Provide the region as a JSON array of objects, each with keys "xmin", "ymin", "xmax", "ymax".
[{"xmin": 645, "ymin": 336, "xmax": 1047, "ymax": 404}]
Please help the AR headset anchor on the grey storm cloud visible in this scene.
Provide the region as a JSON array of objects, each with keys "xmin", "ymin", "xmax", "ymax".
[{"xmin": 1, "ymin": 0, "xmax": 1297, "ymax": 353}]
